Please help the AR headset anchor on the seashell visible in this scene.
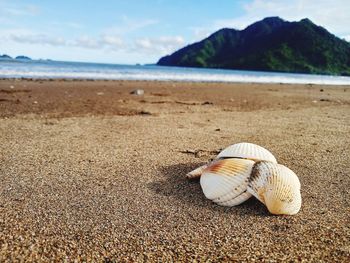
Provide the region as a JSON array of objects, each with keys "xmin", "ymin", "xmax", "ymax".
[
  {"xmin": 186, "ymin": 164, "xmax": 209, "ymax": 179},
  {"xmin": 186, "ymin": 142, "xmax": 276, "ymax": 179},
  {"xmin": 217, "ymin": 142, "xmax": 277, "ymax": 163},
  {"xmin": 248, "ymin": 161, "xmax": 301, "ymax": 215},
  {"xmin": 215, "ymin": 191, "xmax": 252, "ymax": 207},
  {"xmin": 200, "ymin": 158, "xmax": 254, "ymax": 206}
]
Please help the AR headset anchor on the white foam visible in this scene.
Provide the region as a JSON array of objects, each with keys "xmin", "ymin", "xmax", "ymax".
[{"xmin": 0, "ymin": 63, "xmax": 350, "ymax": 85}]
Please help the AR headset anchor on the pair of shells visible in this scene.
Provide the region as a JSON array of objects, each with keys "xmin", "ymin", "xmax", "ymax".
[{"xmin": 187, "ymin": 143, "xmax": 301, "ymax": 215}]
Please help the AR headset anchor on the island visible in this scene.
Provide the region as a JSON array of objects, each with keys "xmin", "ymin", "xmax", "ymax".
[
  {"xmin": 157, "ymin": 17, "xmax": 350, "ymax": 76},
  {"xmin": 15, "ymin": 55, "xmax": 32, "ymax": 60},
  {"xmin": 0, "ymin": 54, "xmax": 12, "ymax": 59}
]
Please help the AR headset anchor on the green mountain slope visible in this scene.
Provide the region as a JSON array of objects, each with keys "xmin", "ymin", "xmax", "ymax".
[{"xmin": 157, "ymin": 17, "xmax": 350, "ymax": 75}]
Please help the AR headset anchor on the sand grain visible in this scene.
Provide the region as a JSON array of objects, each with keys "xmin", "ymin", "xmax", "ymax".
[{"xmin": 0, "ymin": 79, "xmax": 349, "ymax": 261}]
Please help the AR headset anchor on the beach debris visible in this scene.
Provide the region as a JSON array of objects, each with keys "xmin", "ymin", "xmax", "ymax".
[
  {"xmin": 248, "ymin": 161, "xmax": 302, "ymax": 215},
  {"xmin": 151, "ymin": 92, "xmax": 168, "ymax": 97},
  {"xmin": 0, "ymin": 89, "xmax": 30, "ymax": 94},
  {"xmin": 186, "ymin": 142, "xmax": 302, "ymax": 215},
  {"xmin": 130, "ymin": 89, "xmax": 144, "ymax": 95},
  {"xmin": 200, "ymin": 158, "xmax": 254, "ymax": 206},
  {"xmin": 174, "ymin": 100, "xmax": 200, "ymax": 105},
  {"xmin": 10, "ymin": 85, "xmax": 14, "ymax": 89},
  {"xmin": 138, "ymin": 110, "xmax": 152, "ymax": 115},
  {"xmin": 96, "ymin": 92, "xmax": 104, "ymax": 96},
  {"xmin": 180, "ymin": 149, "xmax": 220, "ymax": 158},
  {"xmin": 181, "ymin": 149, "xmax": 206, "ymax": 158}
]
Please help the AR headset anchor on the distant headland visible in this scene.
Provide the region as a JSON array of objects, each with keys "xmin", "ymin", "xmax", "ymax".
[
  {"xmin": 157, "ymin": 17, "xmax": 350, "ymax": 76},
  {"xmin": 0, "ymin": 54, "xmax": 32, "ymax": 60}
]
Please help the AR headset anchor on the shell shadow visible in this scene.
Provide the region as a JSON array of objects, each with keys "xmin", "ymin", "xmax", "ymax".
[{"xmin": 147, "ymin": 162, "xmax": 270, "ymax": 216}]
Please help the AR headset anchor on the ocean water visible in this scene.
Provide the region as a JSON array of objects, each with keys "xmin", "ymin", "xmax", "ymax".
[{"xmin": 0, "ymin": 59, "xmax": 350, "ymax": 85}]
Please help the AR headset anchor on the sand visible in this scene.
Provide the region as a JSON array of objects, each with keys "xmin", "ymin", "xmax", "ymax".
[{"xmin": 0, "ymin": 79, "xmax": 349, "ymax": 261}]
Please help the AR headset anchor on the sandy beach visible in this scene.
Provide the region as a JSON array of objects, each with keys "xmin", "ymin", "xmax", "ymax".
[{"xmin": 0, "ymin": 79, "xmax": 349, "ymax": 261}]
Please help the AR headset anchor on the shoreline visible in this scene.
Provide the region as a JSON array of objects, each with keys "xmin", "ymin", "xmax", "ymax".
[{"xmin": 1, "ymin": 77, "xmax": 350, "ymax": 86}]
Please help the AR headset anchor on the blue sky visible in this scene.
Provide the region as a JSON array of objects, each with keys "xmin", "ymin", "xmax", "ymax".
[{"xmin": 1, "ymin": 0, "xmax": 349, "ymax": 64}]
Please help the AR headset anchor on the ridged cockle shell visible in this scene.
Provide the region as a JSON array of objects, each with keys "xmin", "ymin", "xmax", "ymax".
[
  {"xmin": 200, "ymin": 158, "xmax": 255, "ymax": 206},
  {"xmin": 248, "ymin": 161, "xmax": 302, "ymax": 215},
  {"xmin": 186, "ymin": 142, "xmax": 277, "ymax": 179},
  {"xmin": 217, "ymin": 142, "xmax": 277, "ymax": 163}
]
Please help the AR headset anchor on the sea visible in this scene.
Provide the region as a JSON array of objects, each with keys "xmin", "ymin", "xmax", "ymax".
[{"xmin": 0, "ymin": 59, "xmax": 350, "ymax": 85}]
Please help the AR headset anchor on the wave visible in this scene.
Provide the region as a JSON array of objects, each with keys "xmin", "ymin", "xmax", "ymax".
[{"xmin": 0, "ymin": 61, "xmax": 349, "ymax": 85}]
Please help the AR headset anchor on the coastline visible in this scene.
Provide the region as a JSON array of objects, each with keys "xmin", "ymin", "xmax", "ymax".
[
  {"xmin": 1, "ymin": 79, "xmax": 349, "ymax": 261},
  {"xmin": 1, "ymin": 60, "xmax": 350, "ymax": 85},
  {"xmin": 1, "ymin": 76, "xmax": 350, "ymax": 83}
]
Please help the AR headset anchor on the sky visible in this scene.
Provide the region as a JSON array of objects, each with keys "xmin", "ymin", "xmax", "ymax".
[{"xmin": 1, "ymin": 0, "xmax": 349, "ymax": 64}]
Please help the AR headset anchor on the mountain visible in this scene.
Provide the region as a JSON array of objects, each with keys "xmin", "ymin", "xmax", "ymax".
[
  {"xmin": 15, "ymin": 55, "xmax": 31, "ymax": 60},
  {"xmin": 157, "ymin": 17, "xmax": 350, "ymax": 76},
  {"xmin": 0, "ymin": 54, "xmax": 12, "ymax": 59}
]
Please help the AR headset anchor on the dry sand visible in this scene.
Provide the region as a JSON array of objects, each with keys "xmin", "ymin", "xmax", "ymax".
[{"xmin": 0, "ymin": 79, "xmax": 349, "ymax": 261}]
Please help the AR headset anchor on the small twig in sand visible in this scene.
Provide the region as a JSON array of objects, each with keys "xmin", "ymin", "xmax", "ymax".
[
  {"xmin": 180, "ymin": 149, "xmax": 220, "ymax": 158},
  {"xmin": 0, "ymin": 89, "xmax": 31, "ymax": 94}
]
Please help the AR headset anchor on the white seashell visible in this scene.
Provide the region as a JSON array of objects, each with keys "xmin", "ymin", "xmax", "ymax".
[
  {"xmin": 186, "ymin": 142, "xmax": 276, "ymax": 179},
  {"xmin": 248, "ymin": 161, "xmax": 301, "ymax": 215},
  {"xmin": 200, "ymin": 158, "xmax": 254, "ymax": 206},
  {"xmin": 217, "ymin": 142, "xmax": 277, "ymax": 163},
  {"xmin": 216, "ymin": 191, "xmax": 252, "ymax": 207},
  {"xmin": 186, "ymin": 164, "xmax": 209, "ymax": 179}
]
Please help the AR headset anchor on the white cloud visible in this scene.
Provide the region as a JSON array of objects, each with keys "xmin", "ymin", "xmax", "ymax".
[
  {"xmin": 0, "ymin": 30, "xmax": 124, "ymax": 50},
  {"xmin": 103, "ymin": 16, "xmax": 158, "ymax": 35},
  {"xmin": 191, "ymin": 0, "xmax": 350, "ymax": 41},
  {"xmin": 239, "ymin": 0, "xmax": 350, "ymax": 35},
  {"xmin": 134, "ymin": 36, "xmax": 185, "ymax": 55},
  {"xmin": 1, "ymin": 4, "xmax": 40, "ymax": 16},
  {"xmin": 51, "ymin": 21, "xmax": 84, "ymax": 29},
  {"xmin": 189, "ymin": 26, "xmax": 212, "ymax": 41},
  {"xmin": 121, "ymin": 15, "xmax": 158, "ymax": 32},
  {"xmin": 101, "ymin": 35, "xmax": 124, "ymax": 47},
  {"xmin": 135, "ymin": 38, "xmax": 152, "ymax": 49},
  {"xmin": 71, "ymin": 35, "xmax": 124, "ymax": 50},
  {"xmin": 65, "ymin": 22, "xmax": 83, "ymax": 29},
  {"xmin": 9, "ymin": 34, "xmax": 66, "ymax": 46},
  {"xmin": 72, "ymin": 36, "xmax": 100, "ymax": 49},
  {"xmin": 1, "ymin": 28, "xmax": 184, "ymax": 57}
]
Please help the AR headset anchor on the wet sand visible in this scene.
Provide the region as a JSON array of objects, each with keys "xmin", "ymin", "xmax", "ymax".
[{"xmin": 0, "ymin": 79, "xmax": 349, "ymax": 261}]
